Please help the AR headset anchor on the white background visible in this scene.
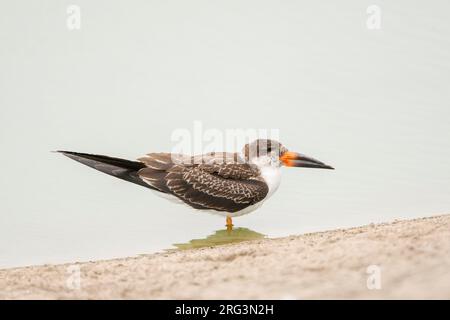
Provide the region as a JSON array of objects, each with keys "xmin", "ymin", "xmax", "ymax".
[{"xmin": 1, "ymin": 0, "xmax": 449, "ymax": 268}]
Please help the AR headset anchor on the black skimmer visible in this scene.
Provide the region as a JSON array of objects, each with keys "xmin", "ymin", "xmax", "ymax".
[{"xmin": 58, "ymin": 139, "xmax": 333, "ymax": 230}]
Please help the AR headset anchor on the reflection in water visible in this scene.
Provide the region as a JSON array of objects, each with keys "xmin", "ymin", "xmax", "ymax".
[{"xmin": 173, "ymin": 227, "xmax": 266, "ymax": 250}]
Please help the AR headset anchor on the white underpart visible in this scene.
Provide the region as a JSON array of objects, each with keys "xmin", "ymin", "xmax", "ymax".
[{"xmin": 257, "ymin": 161, "xmax": 282, "ymax": 199}]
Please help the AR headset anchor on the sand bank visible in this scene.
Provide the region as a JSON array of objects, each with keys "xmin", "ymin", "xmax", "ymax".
[{"xmin": 1, "ymin": 214, "xmax": 449, "ymax": 299}]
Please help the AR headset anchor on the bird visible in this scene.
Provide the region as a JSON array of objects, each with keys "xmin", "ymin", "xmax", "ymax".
[{"xmin": 57, "ymin": 139, "xmax": 333, "ymax": 231}]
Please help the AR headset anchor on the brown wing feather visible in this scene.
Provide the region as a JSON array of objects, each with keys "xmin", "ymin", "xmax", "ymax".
[{"xmin": 137, "ymin": 152, "xmax": 268, "ymax": 212}]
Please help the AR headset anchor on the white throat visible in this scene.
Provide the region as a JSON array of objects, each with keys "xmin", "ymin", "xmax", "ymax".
[{"xmin": 250, "ymin": 156, "xmax": 282, "ymax": 199}]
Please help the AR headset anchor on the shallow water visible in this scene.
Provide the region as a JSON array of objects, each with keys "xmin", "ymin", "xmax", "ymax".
[
  {"xmin": 172, "ymin": 228, "xmax": 266, "ymax": 250},
  {"xmin": 1, "ymin": 1, "xmax": 450, "ymax": 268}
]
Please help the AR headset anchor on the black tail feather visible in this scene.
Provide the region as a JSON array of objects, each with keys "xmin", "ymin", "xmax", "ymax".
[{"xmin": 57, "ymin": 151, "xmax": 153, "ymax": 189}]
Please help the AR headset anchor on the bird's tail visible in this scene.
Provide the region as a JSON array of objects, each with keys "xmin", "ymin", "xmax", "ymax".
[{"xmin": 56, "ymin": 150, "xmax": 152, "ymax": 188}]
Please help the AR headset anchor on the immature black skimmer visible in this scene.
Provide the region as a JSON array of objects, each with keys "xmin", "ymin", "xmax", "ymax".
[{"xmin": 58, "ymin": 139, "xmax": 333, "ymax": 230}]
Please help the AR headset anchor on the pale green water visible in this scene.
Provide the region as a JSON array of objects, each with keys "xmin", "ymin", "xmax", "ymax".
[
  {"xmin": 1, "ymin": 1, "xmax": 450, "ymax": 268},
  {"xmin": 172, "ymin": 228, "xmax": 265, "ymax": 250}
]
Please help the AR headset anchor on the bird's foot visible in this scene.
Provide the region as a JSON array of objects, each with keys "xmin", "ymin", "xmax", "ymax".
[{"xmin": 226, "ymin": 216, "xmax": 233, "ymax": 233}]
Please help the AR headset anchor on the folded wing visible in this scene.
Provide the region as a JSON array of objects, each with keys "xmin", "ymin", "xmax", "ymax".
[{"xmin": 138, "ymin": 152, "xmax": 268, "ymax": 212}]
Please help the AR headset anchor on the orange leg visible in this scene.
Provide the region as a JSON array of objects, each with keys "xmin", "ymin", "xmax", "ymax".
[{"xmin": 226, "ymin": 216, "xmax": 233, "ymax": 232}]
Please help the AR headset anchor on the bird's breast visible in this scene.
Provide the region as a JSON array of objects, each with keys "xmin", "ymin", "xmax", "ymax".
[{"xmin": 258, "ymin": 165, "xmax": 282, "ymax": 199}]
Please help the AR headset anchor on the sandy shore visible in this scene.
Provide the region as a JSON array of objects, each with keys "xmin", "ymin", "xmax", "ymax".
[{"xmin": 1, "ymin": 214, "xmax": 449, "ymax": 299}]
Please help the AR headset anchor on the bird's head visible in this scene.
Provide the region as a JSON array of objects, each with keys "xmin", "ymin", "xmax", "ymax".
[{"xmin": 243, "ymin": 139, "xmax": 334, "ymax": 170}]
